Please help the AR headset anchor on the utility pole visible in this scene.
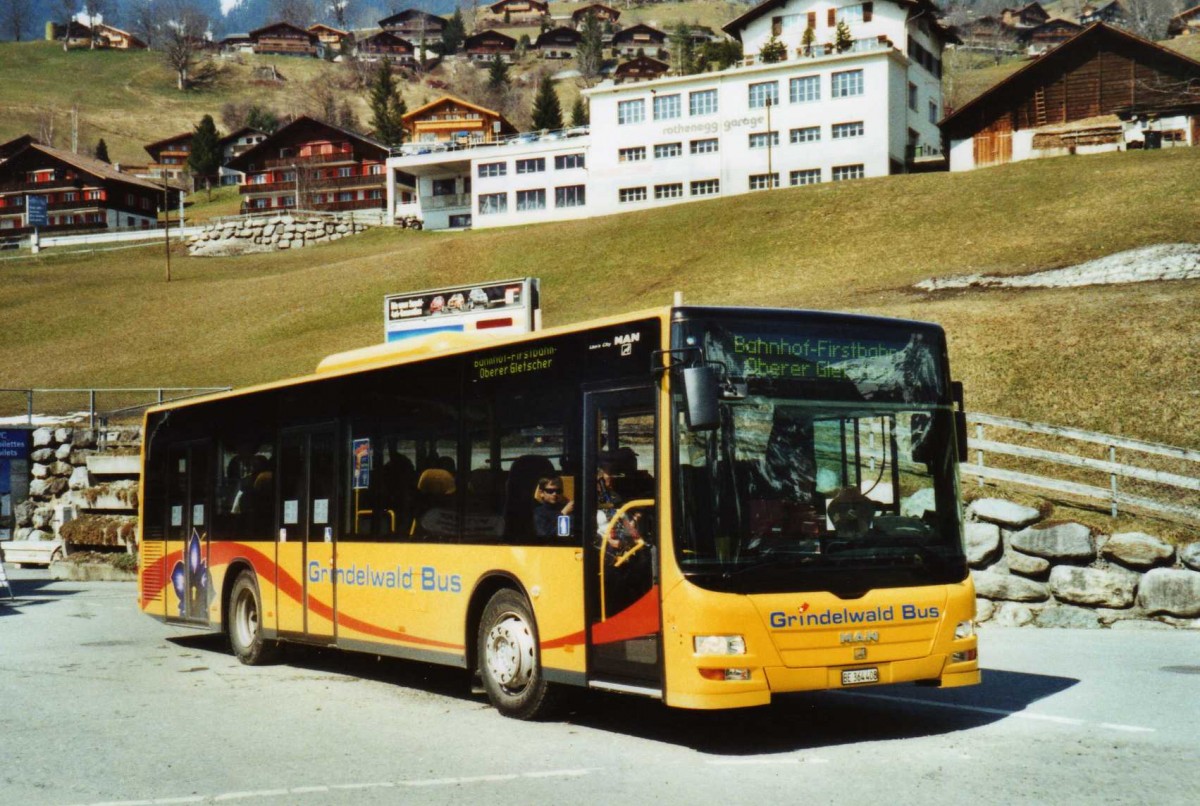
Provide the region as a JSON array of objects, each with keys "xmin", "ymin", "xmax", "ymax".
[
  {"xmin": 162, "ymin": 174, "xmax": 171, "ymax": 283},
  {"xmin": 71, "ymin": 105, "xmax": 78, "ymax": 154},
  {"xmin": 765, "ymin": 97, "xmax": 774, "ymax": 187}
]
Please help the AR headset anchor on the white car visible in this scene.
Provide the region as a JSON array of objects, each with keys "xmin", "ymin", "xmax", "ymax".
[{"xmin": 2, "ymin": 536, "xmax": 65, "ymax": 567}]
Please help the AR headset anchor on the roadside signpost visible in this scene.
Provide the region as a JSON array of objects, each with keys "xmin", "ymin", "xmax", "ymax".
[{"xmin": 26, "ymin": 194, "xmax": 47, "ymax": 253}]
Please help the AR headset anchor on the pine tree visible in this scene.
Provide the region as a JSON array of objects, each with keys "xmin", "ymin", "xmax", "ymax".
[
  {"xmin": 577, "ymin": 11, "xmax": 603, "ymax": 83},
  {"xmin": 759, "ymin": 34, "xmax": 787, "ymax": 64},
  {"xmin": 94, "ymin": 138, "xmax": 110, "ymax": 163},
  {"xmin": 835, "ymin": 21, "xmax": 854, "ymax": 53},
  {"xmin": 487, "ymin": 53, "xmax": 510, "ymax": 91},
  {"xmin": 187, "ymin": 114, "xmax": 221, "ymax": 198},
  {"xmin": 670, "ymin": 21, "xmax": 696, "ymax": 75},
  {"xmin": 569, "ymin": 97, "xmax": 588, "ymax": 127},
  {"xmin": 531, "ymin": 74, "xmax": 563, "ymax": 131},
  {"xmin": 368, "ymin": 61, "xmax": 407, "ymax": 146},
  {"xmin": 442, "ymin": 9, "xmax": 465, "ymax": 55},
  {"xmin": 801, "ymin": 25, "xmax": 816, "ymax": 57}
]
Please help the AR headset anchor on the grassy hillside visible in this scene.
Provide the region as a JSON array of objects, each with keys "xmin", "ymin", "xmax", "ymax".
[{"xmin": 2, "ymin": 146, "xmax": 1198, "ymax": 455}]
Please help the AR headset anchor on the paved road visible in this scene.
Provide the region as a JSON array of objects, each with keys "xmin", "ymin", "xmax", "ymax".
[{"xmin": 1, "ymin": 568, "xmax": 1198, "ymax": 806}]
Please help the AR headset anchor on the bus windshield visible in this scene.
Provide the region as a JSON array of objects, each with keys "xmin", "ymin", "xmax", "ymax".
[{"xmin": 671, "ymin": 313, "xmax": 968, "ymax": 595}]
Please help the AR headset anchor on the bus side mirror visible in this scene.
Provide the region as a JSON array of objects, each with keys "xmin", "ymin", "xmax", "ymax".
[
  {"xmin": 952, "ymin": 381, "xmax": 968, "ymax": 462},
  {"xmin": 682, "ymin": 366, "xmax": 720, "ymax": 431}
]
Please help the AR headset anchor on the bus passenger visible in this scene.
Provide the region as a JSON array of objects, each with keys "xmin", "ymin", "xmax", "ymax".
[{"xmin": 533, "ymin": 476, "xmax": 573, "ymax": 538}]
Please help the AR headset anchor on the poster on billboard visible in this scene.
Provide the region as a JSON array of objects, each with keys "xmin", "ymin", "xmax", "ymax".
[
  {"xmin": 383, "ymin": 278, "xmax": 540, "ymax": 343},
  {"xmin": 26, "ymin": 195, "xmax": 48, "ymax": 227}
]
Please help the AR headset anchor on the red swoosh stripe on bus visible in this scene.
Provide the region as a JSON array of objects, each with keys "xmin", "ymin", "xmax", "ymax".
[{"xmin": 541, "ymin": 587, "xmax": 660, "ymax": 649}]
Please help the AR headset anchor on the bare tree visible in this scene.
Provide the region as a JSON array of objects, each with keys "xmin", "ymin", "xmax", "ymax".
[
  {"xmin": 36, "ymin": 107, "xmax": 58, "ymax": 147},
  {"xmin": 271, "ymin": 0, "xmax": 315, "ymax": 27},
  {"xmin": 160, "ymin": 0, "xmax": 210, "ymax": 91},
  {"xmin": 2, "ymin": 0, "xmax": 33, "ymax": 41},
  {"xmin": 330, "ymin": 0, "xmax": 351, "ymax": 28},
  {"xmin": 128, "ymin": 0, "xmax": 163, "ymax": 48},
  {"xmin": 55, "ymin": 0, "xmax": 78, "ymax": 52},
  {"xmin": 84, "ymin": 0, "xmax": 107, "ymax": 49},
  {"xmin": 1123, "ymin": 0, "xmax": 1178, "ymax": 40}
]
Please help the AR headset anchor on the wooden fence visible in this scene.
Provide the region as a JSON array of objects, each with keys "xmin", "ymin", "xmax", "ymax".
[{"xmin": 963, "ymin": 413, "xmax": 1200, "ymax": 524}]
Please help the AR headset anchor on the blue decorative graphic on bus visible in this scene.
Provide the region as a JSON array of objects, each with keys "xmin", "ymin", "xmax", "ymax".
[{"xmin": 171, "ymin": 530, "xmax": 209, "ymax": 617}]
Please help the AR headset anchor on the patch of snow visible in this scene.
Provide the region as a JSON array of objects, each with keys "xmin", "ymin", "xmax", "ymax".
[
  {"xmin": 0, "ymin": 412, "xmax": 89, "ymax": 427},
  {"xmin": 916, "ymin": 244, "xmax": 1200, "ymax": 291}
]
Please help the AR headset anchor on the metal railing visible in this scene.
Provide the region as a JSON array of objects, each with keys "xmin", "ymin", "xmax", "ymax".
[
  {"xmin": 741, "ymin": 36, "xmax": 892, "ymax": 68},
  {"xmin": 0, "ymin": 387, "xmax": 231, "ymax": 429},
  {"xmin": 390, "ymin": 125, "xmax": 590, "ymax": 158}
]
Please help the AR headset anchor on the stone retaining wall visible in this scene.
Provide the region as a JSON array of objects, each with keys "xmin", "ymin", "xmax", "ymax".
[
  {"xmin": 187, "ymin": 214, "xmax": 371, "ymax": 257},
  {"xmin": 967, "ymin": 498, "xmax": 1200, "ymax": 629}
]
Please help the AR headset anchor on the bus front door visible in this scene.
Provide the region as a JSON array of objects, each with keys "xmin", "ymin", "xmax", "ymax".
[
  {"xmin": 584, "ymin": 386, "xmax": 662, "ymax": 691},
  {"xmin": 276, "ymin": 426, "xmax": 338, "ymax": 642},
  {"xmin": 165, "ymin": 440, "xmax": 212, "ymax": 624}
]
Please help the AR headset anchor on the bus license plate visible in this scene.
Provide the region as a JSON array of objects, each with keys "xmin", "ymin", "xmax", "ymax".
[{"xmin": 842, "ymin": 668, "xmax": 879, "ymax": 686}]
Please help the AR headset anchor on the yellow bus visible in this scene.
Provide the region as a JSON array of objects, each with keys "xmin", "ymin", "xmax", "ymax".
[{"xmin": 138, "ymin": 305, "xmax": 979, "ymax": 719}]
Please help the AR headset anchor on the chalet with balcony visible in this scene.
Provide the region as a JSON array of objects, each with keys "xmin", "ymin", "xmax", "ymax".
[
  {"xmin": 250, "ymin": 22, "xmax": 318, "ymax": 57},
  {"xmin": 403, "ymin": 96, "xmax": 518, "ymax": 145},
  {"xmin": 357, "ymin": 31, "xmax": 417, "ymax": 64},
  {"xmin": 308, "ymin": 24, "xmax": 350, "ymax": 52},
  {"xmin": 218, "ymin": 127, "xmax": 269, "ymax": 186},
  {"xmin": 0, "ymin": 135, "xmax": 34, "ymax": 164},
  {"xmin": 1079, "ymin": 2, "xmax": 1125, "ymax": 25},
  {"xmin": 226, "ymin": 116, "xmax": 390, "ymax": 214},
  {"xmin": 1168, "ymin": 4, "xmax": 1200, "ymax": 36},
  {"xmin": 942, "ymin": 23, "xmax": 1200, "ymax": 171},
  {"xmin": 486, "ymin": 0, "xmax": 549, "ymax": 26},
  {"xmin": 144, "ymin": 132, "xmax": 192, "ymax": 182},
  {"xmin": 0, "ymin": 141, "xmax": 172, "ymax": 237},
  {"xmin": 611, "ymin": 24, "xmax": 668, "ymax": 59},
  {"xmin": 571, "ymin": 4, "xmax": 620, "ymax": 28},
  {"xmin": 380, "ymin": 9, "xmax": 447, "ymax": 38},
  {"xmin": 613, "ymin": 55, "xmax": 669, "ymax": 82},
  {"xmin": 93, "ymin": 24, "xmax": 147, "ymax": 49},
  {"xmin": 1001, "ymin": 3, "xmax": 1050, "ymax": 29},
  {"xmin": 465, "ymin": 31, "xmax": 518, "ymax": 62},
  {"xmin": 1021, "ymin": 18, "xmax": 1082, "ymax": 55},
  {"xmin": 536, "ymin": 27, "xmax": 582, "ymax": 59}
]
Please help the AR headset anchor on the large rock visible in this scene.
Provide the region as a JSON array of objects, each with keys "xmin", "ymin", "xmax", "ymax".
[
  {"xmin": 53, "ymin": 427, "xmax": 73, "ymax": 443},
  {"xmin": 965, "ymin": 522, "xmax": 1002, "ymax": 568},
  {"xmin": 972, "ymin": 570, "xmax": 1049, "ymax": 602},
  {"xmin": 32, "ymin": 427, "xmax": 53, "ymax": 447},
  {"xmin": 31, "ymin": 448, "xmax": 56, "ymax": 463},
  {"xmin": 1181, "ymin": 543, "xmax": 1200, "ymax": 572},
  {"xmin": 975, "ymin": 598, "xmax": 995, "ymax": 622},
  {"xmin": 28, "ymin": 478, "xmax": 49, "ymax": 497},
  {"xmin": 69, "ymin": 465, "xmax": 91, "ymax": 491},
  {"xmin": 73, "ymin": 430, "xmax": 96, "ymax": 449},
  {"xmin": 49, "ymin": 460, "xmax": 74, "ymax": 477},
  {"xmin": 1034, "ymin": 604, "xmax": 1102, "ymax": 629},
  {"xmin": 1010, "ymin": 522, "xmax": 1096, "ymax": 561},
  {"xmin": 1006, "ymin": 549, "xmax": 1050, "ymax": 578},
  {"xmin": 47, "ymin": 478, "xmax": 68, "ymax": 496},
  {"xmin": 1136, "ymin": 569, "xmax": 1200, "ymax": 618},
  {"xmin": 1102, "ymin": 532, "xmax": 1174, "ymax": 568},
  {"xmin": 1049, "ymin": 566, "xmax": 1136, "ymax": 608},
  {"xmin": 990, "ymin": 602, "xmax": 1036, "ymax": 627},
  {"xmin": 14, "ymin": 500, "xmax": 36, "ymax": 527},
  {"xmin": 54, "ymin": 443, "xmax": 73, "ymax": 461},
  {"xmin": 968, "ymin": 498, "xmax": 1042, "ymax": 529},
  {"xmin": 30, "ymin": 508, "xmax": 53, "ymax": 530},
  {"xmin": 31, "ymin": 463, "xmax": 49, "ymax": 479}
]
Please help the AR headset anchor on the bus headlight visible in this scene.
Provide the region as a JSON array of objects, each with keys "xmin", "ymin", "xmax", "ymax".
[
  {"xmin": 694, "ymin": 635, "xmax": 746, "ymax": 655},
  {"xmin": 954, "ymin": 620, "xmax": 974, "ymax": 640}
]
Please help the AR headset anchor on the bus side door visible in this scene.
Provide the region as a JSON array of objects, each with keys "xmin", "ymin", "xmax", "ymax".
[{"xmin": 165, "ymin": 440, "xmax": 212, "ymax": 624}]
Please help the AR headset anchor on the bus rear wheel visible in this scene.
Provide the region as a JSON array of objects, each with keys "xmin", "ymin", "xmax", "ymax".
[
  {"xmin": 477, "ymin": 589, "xmax": 557, "ymax": 720},
  {"xmin": 228, "ymin": 571, "xmax": 278, "ymax": 665}
]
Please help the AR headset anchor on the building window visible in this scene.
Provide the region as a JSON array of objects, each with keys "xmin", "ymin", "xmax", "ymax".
[
  {"xmin": 689, "ymin": 89, "xmax": 718, "ymax": 116},
  {"xmin": 479, "ymin": 192, "xmax": 507, "ymax": 214},
  {"xmin": 653, "ymin": 142, "xmax": 682, "ymax": 159},
  {"xmin": 555, "ymin": 185, "xmax": 586, "ymax": 207},
  {"xmin": 790, "ymin": 75, "xmax": 819, "ymax": 103},
  {"xmin": 653, "ymin": 183, "xmax": 683, "ymax": 200},
  {"xmin": 619, "ymin": 187, "xmax": 647, "ymax": 203},
  {"xmin": 431, "ymin": 178, "xmax": 457, "ymax": 196},
  {"xmin": 908, "ymin": 82, "xmax": 918, "ymax": 111},
  {"xmin": 690, "ymin": 138, "xmax": 719, "ymax": 154},
  {"xmin": 832, "ymin": 164, "xmax": 865, "ymax": 181},
  {"xmin": 690, "ymin": 179, "xmax": 719, "ymax": 196},
  {"xmin": 618, "ymin": 146, "xmax": 646, "ymax": 162},
  {"xmin": 748, "ymin": 131, "xmax": 779, "ymax": 149},
  {"xmin": 832, "ymin": 69, "xmax": 864, "ymax": 98},
  {"xmin": 618, "ymin": 99, "xmax": 645, "ymax": 125},
  {"xmin": 368, "ymin": 189, "xmax": 383, "ymax": 199},
  {"xmin": 555, "ymin": 153, "xmax": 585, "ymax": 169},
  {"xmin": 516, "ymin": 189, "xmax": 546, "ymax": 211},
  {"xmin": 369, "ymin": 164, "xmax": 384, "ymax": 174},
  {"xmin": 748, "ymin": 81, "xmax": 779, "ymax": 109},
  {"xmin": 790, "ymin": 169, "xmax": 821, "ymax": 186},
  {"xmin": 790, "ymin": 126, "xmax": 821, "ymax": 143},
  {"xmin": 929, "ymin": 100, "xmax": 939, "ymax": 124},
  {"xmin": 653, "ymin": 93, "xmax": 681, "ymax": 120},
  {"xmin": 832, "ymin": 121, "xmax": 864, "ymax": 139},
  {"xmin": 478, "ymin": 162, "xmax": 506, "ymax": 178},
  {"xmin": 840, "ymin": 4, "xmax": 865, "ymax": 24},
  {"xmin": 516, "ymin": 157, "xmax": 545, "ymax": 174},
  {"xmin": 86, "ymin": 190, "xmax": 102, "ymax": 200},
  {"xmin": 749, "ymin": 173, "xmax": 779, "ymax": 191},
  {"xmin": 338, "ymin": 166, "xmax": 352, "ymax": 177},
  {"xmin": 63, "ymin": 191, "xmax": 77, "ymax": 202}
]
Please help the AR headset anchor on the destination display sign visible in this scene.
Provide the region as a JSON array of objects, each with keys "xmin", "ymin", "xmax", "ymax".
[{"xmin": 384, "ymin": 278, "xmax": 540, "ymax": 343}]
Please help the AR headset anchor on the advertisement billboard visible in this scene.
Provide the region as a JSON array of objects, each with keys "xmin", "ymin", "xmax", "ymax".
[
  {"xmin": 26, "ymin": 195, "xmax": 48, "ymax": 227},
  {"xmin": 383, "ymin": 278, "xmax": 540, "ymax": 343}
]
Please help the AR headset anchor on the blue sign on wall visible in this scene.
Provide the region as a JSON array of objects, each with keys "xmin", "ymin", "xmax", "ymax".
[{"xmin": 26, "ymin": 195, "xmax": 48, "ymax": 227}]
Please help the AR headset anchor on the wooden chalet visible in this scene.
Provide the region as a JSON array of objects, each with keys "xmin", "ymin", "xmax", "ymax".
[
  {"xmin": 219, "ymin": 33, "xmax": 255, "ymax": 53},
  {"xmin": 1079, "ymin": 2, "xmax": 1125, "ymax": 25},
  {"xmin": 1168, "ymin": 4, "xmax": 1200, "ymax": 36},
  {"xmin": 571, "ymin": 4, "xmax": 620, "ymax": 28},
  {"xmin": 1022, "ymin": 19, "xmax": 1083, "ymax": 55},
  {"xmin": 357, "ymin": 31, "xmax": 417, "ymax": 64},
  {"xmin": 614, "ymin": 55, "xmax": 669, "ymax": 82},
  {"xmin": 250, "ymin": 22, "xmax": 318, "ymax": 57},
  {"xmin": 143, "ymin": 132, "xmax": 193, "ymax": 183},
  {"xmin": 1000, "ymin": 3, "xmax": 1050, "ymax": 29},
  {"xmin": 942, "ymin": 23, "xmax": 1200, "ymax": 171},
  {"xmin": 536, "ymin": 27, "xmax": 582, "ymax": 59},
  {"xmin": 226, "ymin": 117, "xmax": 390, "ymax": 214},
  {"xmin": 402, "ymin": 96, "xmax": 517, "ymax": 145},
  {"xmin": 218, "ymin": 128, "xmax": 269, "ymax": 186},
  {"xmin": 485, "ymin": 0, "xmax": 549, "ymax": 25},
  {"xmin": 92, "ymin": 23, "xmax": 147, "ymax": 50},
  {"xmin": 611, "ymin": 24, "xmax": 668, "ymax": 59},
  {"xmin": 379, "ymin": 9, "xmax": 447, "ymax": 38},
  {"xmin": 308, "ymin": 24, "xmax": 350, "ymax": 51},
  {"xmin": 958, "ymin": 16, "xmax": 1021, "ymax": 54},
  {"xmin": 0, "ymin": 141, "xmax": 173, "ymax": 238},
  {"xmin": 464, "ymin": 31, "xmax": 518, "ymax": 63},
  {"xmin": 0, "ymin": 135, "xmax": 35, "ymax": 164},
  {"xmin": 49, "ymin": 21, "xmax": 95, "ymax": 48}
]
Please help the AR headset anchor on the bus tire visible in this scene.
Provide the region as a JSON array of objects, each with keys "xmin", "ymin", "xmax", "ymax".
[
  {"xmin": 477, "ymin": 589, "xmax": 557, "ymax": 720},
  {"xmin": 228, "ymin": 571, "xmax": 278, "ymax": 665}
]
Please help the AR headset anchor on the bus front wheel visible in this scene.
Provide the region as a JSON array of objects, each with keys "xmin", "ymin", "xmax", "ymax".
[
  {"xmin": 477, "ymin": 589, "xmax": 557, "ymax": 720},
  {"xmin": 228, "ymin": 571, "xmax": 278, "ymax": 665}
]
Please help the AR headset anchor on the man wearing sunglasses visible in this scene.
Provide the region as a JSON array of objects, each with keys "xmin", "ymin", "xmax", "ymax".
[{"xmin": 533, "ymin": 476, "xmax": 574, "ymax": 538}]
